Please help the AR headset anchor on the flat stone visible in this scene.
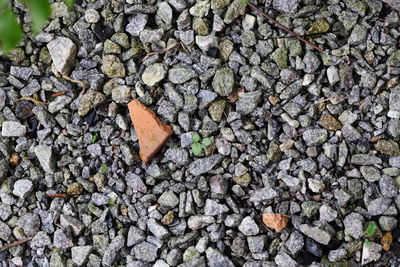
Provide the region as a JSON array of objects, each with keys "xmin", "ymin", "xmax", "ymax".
[
  {"xmin": 47, "ymin": 37, "xmax": 77, "ymax": 75},
  {"xmin": 188, "ymin": 215, "xmax": 215, "ymax": 230},
  {"xmin": 71, "ymin": 246, "xmax": 92, "ymax": 265},
  {"xmin": 128, "ymin": 100, "xmax": 172, "ymax": 163},
  {"xmin": 212, "ymin": 68, "xmax": 234, "ymax": 96},
  {"xmin": 78, "ymin": 90, "xmax": 106, "ymax": 117},
  {"xmin": 319, "ymin": 114, "xmax": 342, "ymax": 131},
  {"xmin": 303, "ymin": 129, "xmax": 328, "ymax": 146},
  {"xmin": 1, "ymin": 121, "xmax": 26, "ymax": 137},
  {"xmin": 299, "ymin": 224, "xmax": 331, "ymax": 245},
  {"xmin": 34, "ymin": 145, "xmax": 56, "ymax": 173},
  {"xmin": 351, "ymin": 154, "xmax": 382, "ymax": 165},
  {"xmin": 13, "ymin": 179, "xmax": 33, "ymax": 199},
  {"xmin": 206, "ymin": 247, "xmax": 234, "ymax": 267},
  {"xmin": 142, "ymin": 63, "xmax": 168, "ymax": 86},
  {"xmin": 101, "ymin": 55, "xmax": 125, "ymax": 78},
  {"xmin": 188, "ymin": 154, "xmax": 223, "ymax": 176},
  {"xmin": 168, "ymin": 68, "xmax": 197, "ymax": 84},
  {"xmin": 133, "ymin": 241, "xmax": 158, "ymax": 262},
  {"xmin": 238, "ymin": 216, "xmax": 259, "ymax": 236}
]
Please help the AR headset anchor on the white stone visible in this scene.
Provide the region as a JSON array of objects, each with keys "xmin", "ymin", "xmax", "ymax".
[
  {"xmin": 47, "ymin": 37, "xmax": 77, "ymax": 75},
  {"xmin": 327, "ymin": 66, "xmax": 340, "ymax": 85},
  {"xmin": 12, "ymin": 179, "xmax": 33, "ymax": 199},
  {"xmin": 34, "ymin": 145, "xmax": 55, "ymax": 174},
  {"xmin": 84, "ymin": 9, "xmax": 100, "ymax": 23},
  {"xmin": 1, "ymin": 121, "xmax": 26, "ymax": 137}
]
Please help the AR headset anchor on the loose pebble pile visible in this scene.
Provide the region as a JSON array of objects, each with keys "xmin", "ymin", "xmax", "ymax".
[{"xmin": 1, "ymin": 0, "xmax": 400, "ymax": 266}]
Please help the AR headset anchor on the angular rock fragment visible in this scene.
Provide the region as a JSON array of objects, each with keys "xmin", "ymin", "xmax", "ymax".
[
  {"xmin": 47, "ymin": 37, "xmax": 77, "ymax": 75},
  {"xmin": 128, "ymin": 99, "xmax": 173, "ymax": 163}
]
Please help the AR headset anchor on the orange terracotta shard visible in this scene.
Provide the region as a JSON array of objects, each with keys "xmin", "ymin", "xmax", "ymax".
[
  {"xmin": 128, "ymin": 99, "xmax": 173, "ymax": 163},
  {"xmin": 262, "ymin": 213, "xmax": 289, "ymax": 232}
]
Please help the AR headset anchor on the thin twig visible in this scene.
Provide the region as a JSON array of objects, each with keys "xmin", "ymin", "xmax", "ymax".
[
  {"xmin": 268, "ymin": 30, "xmax": 340, "ymax": 39},
  {"xmin": 142, "ymin": 42, "xmax": 181, "ymax": 62},
  {"xmin": 247, "ymin": 2, "xmax": 325, "ymax": 53},
  {"xmin": 46, "ymin": 193, "xmax": 68, "ymax": 198},
  {"xmin": 16, "ymin": 97, "xmax": 48, "ymax": 105},
  {"xmin": 60, "ymin": 72, "xmax": 86, "ymax": 95},
  {"xmin": 0, "ymin": 237, "xmax": 33, "ymax": 252}
]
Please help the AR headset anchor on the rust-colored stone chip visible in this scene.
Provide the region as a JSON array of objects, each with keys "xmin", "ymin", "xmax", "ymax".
[
  {"xmin": 128, "ymin": 99, "xmax": 173, "ymax": 163},
  {"xmin": 262, "ymin": 213, "xmax": 289, "ymax": 232}
]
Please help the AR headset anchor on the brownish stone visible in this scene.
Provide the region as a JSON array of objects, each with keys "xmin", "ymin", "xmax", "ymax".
[
  {"xmin": 319, "ymin": 114, "xmax": 342, "ymax": 131},
  {"xmin": 128, "ymin": 99, "xmax": 173, "ymax": 163}
]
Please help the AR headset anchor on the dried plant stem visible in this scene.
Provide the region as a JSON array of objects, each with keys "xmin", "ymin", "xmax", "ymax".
[
  {"xmin": 247, "ymin": 2, "xmax": 325, "ymax": 53},
  {"xmin": 46, "ymin": 193, "xmax": 68, "ymax": 198},
  {"xmin": 142, "ymin": 42, "xmax": 181, "ymax": 62},
  {"xmin": 0, "ymin": 237, "xmax": 33, "ymax": 252}
]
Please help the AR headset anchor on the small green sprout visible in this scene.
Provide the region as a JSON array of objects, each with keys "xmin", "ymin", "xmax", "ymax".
[
  {"xmin": 108, "ymin": 200, "xmax": 116, "ymax": 206},
  {"xmin": 191, "ymin": 133, "xmax": 213, "ymax": 156},
  {"xmin": 364, "ymin": 221, "xmax": 376, "ymax": 237},
  {"xmin": 92, "ymin": 132, "xmax": 99, "ymax": 143},
  {"xmin": 101, "ymin": 163, "xmax": 108, "ymax": 173}
]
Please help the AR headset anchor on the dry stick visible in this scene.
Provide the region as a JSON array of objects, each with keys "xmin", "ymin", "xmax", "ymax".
[
  {"xmin": 46, "ymin": 193, "xmax": 68, "ymax": 198},
  {"xmin": 247, "ymin": 2, "xmax": 325, "ymax": 53},
  {"xmin": 0, "ymin": 237, "xmax": 33, "ymax": 252},
  {"xmin": 142, "ymin": 42, "xmax": 181, "ymax": 62},
  {"xmin": 60, "ymin": 72, "xmax": 86, "ymax": 95}
]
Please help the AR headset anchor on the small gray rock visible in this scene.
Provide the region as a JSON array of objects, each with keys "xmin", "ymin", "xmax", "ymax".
[
  {"xmin": 299, "ymin": 224, "xmax": 331, "ymax": 245},
  {"xmin": 133, "ymin": 241, "xmax": 158, "ymax": 262},
  {"xmin": 238, "ymin": 216, "xmax": 259, "ymax": 236},
  {"xmin": 212, "ymin": 68, "xmax": 234, "ymax": 96},
  {"xmin": 12, "ymin": 179, "xmax": 33, "ymax": 199},
  {"xmin": 34, "ymin": 145, "xmax": 55, "ymax": 174},
  {"xmin": 188, "ymin": 154, "xmax": 223, "ymax": 176},
  {"xmin": 1, "ymin": 121, "xmax": 26, "ymax": 137},
  {"xmin": 47, "ymin": 37, "xmax": 77, "ymax": 75},
  {"xmin": 303, "ymin": 129, "xmax": 328, "ymax": 146},
  {"xmin": 72, "ymin": 246, "xmax": 93, "ymax": 265},
  {"xmin": 169, "ymin": 68, "xmax": 197, "ymax": 84}
]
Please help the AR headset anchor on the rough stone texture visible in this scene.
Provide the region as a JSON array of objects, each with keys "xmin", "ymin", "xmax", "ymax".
[{"xmin": 47, "ymin": 37, "xmax": 77, "ymax": 75}]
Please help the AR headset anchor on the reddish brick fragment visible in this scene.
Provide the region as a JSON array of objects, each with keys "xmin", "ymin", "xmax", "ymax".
[{"xmin": 128, "ymin": 100, "xmax": 173, "ymax": 163}]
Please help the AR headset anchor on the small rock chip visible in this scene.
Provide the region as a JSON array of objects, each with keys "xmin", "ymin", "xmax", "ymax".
[
  {"xmin": 71, "ymin": 246, "xmax": 92, "ymax": 265},
  {"xmin": 319, "ymin": 114, "xmax": 342, "ymax": 131},
  {"xmin": 262, "ymin": 213, "xmax": 289, "ymax": 232},
  {"xmin": 34, "ymin": 145, "xmax": 56, "ymax": 174},
  {"xmin": 101, "ymin": 55, "xmax": 126, "ymax": 78},
  {"xmin": 67, "ymin": 182, "xmax": 83, "ymax": 195},
  {"xmin": 212, "ymin": 67, "xmax": 234, "ymax": 96},
  {"xmin": 47, "ymin": 37, "xmax": 77, "ymax": 75},
  {"xmin": 13, "ymin": 179, "xmax": 33, "ymax": 199},
  {"xmin": 375, "ymin": 140, "xmax": 400, "ymax": 156},
  {"xmin": 78, "ymin": 90, "xmax": 106, "ymax": 117},
  {"xmin": 299, "ymin": 224, "xmax": 331, "ymax": 245},
  {"xmin": 381, "ymin": 232, "xmax": 393, "ymax": 251},
  {"xmin": 361, "ymin": 241, "xmax": 382, "ymax": 265},
  {"xmin": 307, "ymin": 18, "xmax": 330, "ymax": 34},
  {"xmin": 142, "ymin": 63, "xmax": 168, "ymax": 86},
  {"xmin": 1, "ymin": 121, "xmax": 27, "ymax": 137},
  {"xmin": 128, "ymin": 100, "xmax": 173, "ymax": 163}
]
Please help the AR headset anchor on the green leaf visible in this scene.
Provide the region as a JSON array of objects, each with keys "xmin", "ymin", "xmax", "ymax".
[
  {"xmin": 64, "ymin": 0, "xmax": 74, "ymax": 9},
  {"xmin": 364, "ymin": 221, "xmax": 376, "ymax": 236},
  {"xmin": 101, "ymin": 163, "xmax": 108, "ymax": 173},
  {"xmin": 192, "ymin": 143, "xmax": 202, "ymax": 156},
  {"xmin": 192, "ymin": 133, "xmax": 201, "ymax": 143},
  {"xmin": 0, "ymin": 0, "xmax": 9, "ymax": 7},
  {"xmin": 364, "ymin": 239, "xmax": 371, "ymax": 248},
  {"xmin": 0, "ymin": 7, "xmax": 22, "ymax": 53},
  {"xmin": 201, "ymin": 137, "xmax": 212, "ymax": 147},
  {"xmin": 29, "ymin": 0, "xmax": 51, "ymax": 34},
  {"xmin": 92, "ymin": 132, "xmax": 99, "ymax": 143}
]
